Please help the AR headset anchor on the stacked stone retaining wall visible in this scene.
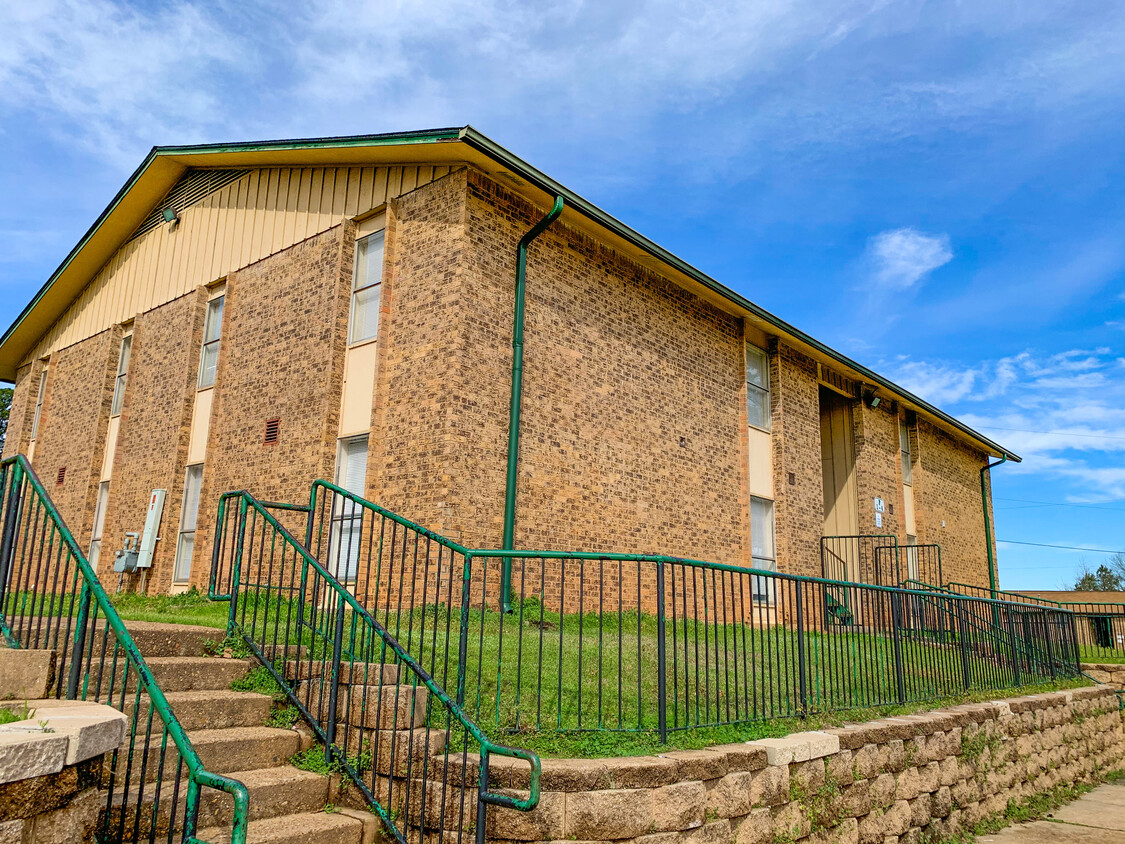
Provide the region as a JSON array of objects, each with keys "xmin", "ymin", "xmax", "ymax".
[
  {"xmin": 1082, "ymin": 663, "xmax": 1125, "ymax": 691},
  {"xmin": 478, "ymin": 686, "xmax": 1123, "ymax": 844}
]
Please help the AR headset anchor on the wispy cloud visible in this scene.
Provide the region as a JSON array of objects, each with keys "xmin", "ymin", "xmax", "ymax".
[
  {"xmin": 884, "ymin": 347, "xmax": 1125, "ymax": 498},
  {"xmin": 866, "ymin": 228, "xmax": 953, "ymax": 289},
  {"xmin": 0, "ymin": 0, "xmax": 249, "ymax": 165}
]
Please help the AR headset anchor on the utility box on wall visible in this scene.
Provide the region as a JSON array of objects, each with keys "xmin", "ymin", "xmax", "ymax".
[{"xmin": 136, "ymin": 490, "xmax": 166, "ymax": 569}]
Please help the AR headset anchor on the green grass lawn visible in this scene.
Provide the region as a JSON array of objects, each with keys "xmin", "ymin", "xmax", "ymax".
[
  {"xmin": 110, "ymin": 589, "xmax": 229, "ymax": 628},
  {"xmin": 5, "ymin": 588, "xmax": 1088, "ymax": 757},
  {"xmin": 1078, "ymin": 646, "xmax": 1125, "ymax": 664},
  {"xmin": 216, "ymin": 586, "xmax": 1081, "ymax": 754}
]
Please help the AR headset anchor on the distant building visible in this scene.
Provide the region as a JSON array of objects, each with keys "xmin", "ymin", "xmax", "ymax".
[{"xmin": 0, "ymin": 128, "xmax": 1018, "ymax": 595}]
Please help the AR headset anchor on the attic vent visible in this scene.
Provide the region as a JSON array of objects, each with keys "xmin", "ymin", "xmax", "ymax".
[
  {"xmin": 263, "ymin": 418, "xmax": 280, "ymax": 445},
  {"xmin": 129, "ymin": 168, "xmax": 251, "ymax": 242},
  {"xmin": 817, "ymin": 363, "xmax": 858, "ymax": 399},
  {"xmin": 56, "ymin": 467, "xmax": 66, "ymax": 485}
]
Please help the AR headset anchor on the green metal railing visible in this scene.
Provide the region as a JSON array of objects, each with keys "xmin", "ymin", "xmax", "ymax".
[
  {"xmin": 0, "ymin": 455, "xmax": 248, "ymax": 844},
  {"xmin": 211, "ymin": 479, "xmax": 1081, "ymax": 747},
  {"xmin": 942, "ymin": 581, "xmax": 1125, "ymax": 664},
  {"xmin": 902, "ymin": 578, "xmax": 1079, "ymax": 678},
  {"xmin": 208, "ymin": 489, "xmax": 540, "ymax": 844}
]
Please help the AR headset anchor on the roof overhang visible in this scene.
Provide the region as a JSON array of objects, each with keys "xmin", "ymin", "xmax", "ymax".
[{"xmin": 0, "ymin": 126, "xmax": 1020, "ymax": 463}]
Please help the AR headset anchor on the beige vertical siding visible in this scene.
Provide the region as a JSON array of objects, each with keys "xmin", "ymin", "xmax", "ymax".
[{"xmin": 26, "ymin": 164, "xmax": 454, "ymax": 363}]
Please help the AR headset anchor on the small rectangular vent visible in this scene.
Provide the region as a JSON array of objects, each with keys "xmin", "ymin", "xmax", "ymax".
[
  {"xmin": 56, "ymin": 467, "xmax": 66, "ymax": 485},
  {"xmin": 263, "ymin": 418, "xmax": 280, "ymax": 445}
]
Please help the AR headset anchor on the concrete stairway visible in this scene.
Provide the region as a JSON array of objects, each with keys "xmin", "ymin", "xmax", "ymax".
[{"xmin": 116, "ymin": 621, "xmax": 378, "ymax": 844}]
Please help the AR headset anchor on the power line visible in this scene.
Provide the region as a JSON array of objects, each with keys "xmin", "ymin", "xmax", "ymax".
[
  {"xmin": 998, "ymin": 539, "xmax": 1125, "ymax": 554},
  {"xmin": 995, "ymin": 496, "xmax": 1125, "ymax": 513},
  {"xmin": 976, "ymin": 425, "xmax": 1125, "ymax": 441}
]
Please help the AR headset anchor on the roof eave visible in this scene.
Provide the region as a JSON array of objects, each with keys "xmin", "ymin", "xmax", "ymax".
[
  {"xmin": 456, "ymin": 127, "xmax": 1020, "ymax": 463},
  {"xmin": 0, "ymin": 125, "xmax": 1020, "ymax": 464}
]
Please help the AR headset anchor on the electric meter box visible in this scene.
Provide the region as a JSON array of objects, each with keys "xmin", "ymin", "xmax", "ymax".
[
  {"xmin": 113, "ymin": 533, "xmax": 140, "ymax": 573},
  {"xmin": 136, "ymin": 489, "xmax": 166, "ymax": 569}
]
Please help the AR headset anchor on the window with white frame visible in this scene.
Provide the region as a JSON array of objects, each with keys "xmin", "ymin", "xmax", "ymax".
[
  {"xmin": 173, "ymin": 465, "xmax": 204, "ymax": 583},
  {"xmin": 899, "ymin": 418, "xmax": 913, "ymax": 486},
  {"xmin": 751, "ymin": 495, "xmax": 776, "ymax": 601},
  {"xmin": 198, "ymin": 296, "xmax": 224, "ymax": 388},
  {"xmin": 330, "ymin": 436, "xmax": 369, "ymax": 581},
  {"xmin": 746, "ymin": 344, "xmax": 771, "ymax": 431},
  {"xmin": 350, "ymin": 231, "xmax": 384, "ymax": 345},
  {"xmin": 89, "ymin": 482, "xmax": 110, "ymax": 569},
  {"xmin": 110, "ymin": 335, "xmax": 132, "ymax": 417},
  {"xmin": 30, "ymin": 368, "xmax": 48, "ymax": 440}
]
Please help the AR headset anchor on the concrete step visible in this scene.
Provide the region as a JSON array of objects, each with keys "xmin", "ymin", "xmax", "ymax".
[
  {"xmin": 123, "ymin": 620, "xmax": 226, "ymax": 657},
  {"xmin": 6, "ymin": 617, "xmax": 225, "ymax": 659},
  {"xmin": 144, "ymin": 656, "xmax": 250, "ymax": 692},
  {"xmin": 191, "ymin": 727, "xmax": 302, "ymax": 777},
  {"xmin": 297, "ymin": 681, "xmax": 429, "ymax": 730},
  {"xmin": 127, "ymin": 689, "xmax": 273, "ymax": 731},
  {"xmin": 119, "ymin": 726, "xmax": 301, "ymax": 783},
  {"xmin": 197, "ymin": 809, "xmax": 374, "ymax": 844},
  {"xmin": 110, "ymin": 765, "xmax": 331, "ymax": 834}
]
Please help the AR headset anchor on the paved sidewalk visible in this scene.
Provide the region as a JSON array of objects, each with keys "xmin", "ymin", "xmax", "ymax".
[{"xmin": 979, "ymin": 782, "xmax": 1125, "ymax": 843}]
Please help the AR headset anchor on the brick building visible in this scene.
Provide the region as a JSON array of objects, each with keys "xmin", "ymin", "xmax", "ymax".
[{"xmin": 0, "ymin": 128, "xmax": 1018, "ymax": 596}]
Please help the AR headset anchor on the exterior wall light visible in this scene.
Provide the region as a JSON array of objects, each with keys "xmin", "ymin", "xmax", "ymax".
[{"xmin": 162, "ymin": 208, "xmax": 180, "ymax": 229}]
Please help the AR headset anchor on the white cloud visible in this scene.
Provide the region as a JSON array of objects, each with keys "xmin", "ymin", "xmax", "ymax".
[
  {"xmin": 884, "ymin": 347, "xmax": 1125, "ymax": 499},
  {"xmin": 1, "ymin": 0, "xmax": 1124, "ymax": 179},
  {"xmin": 0, "ymin": 0, "xmax": 248, "ymax": 165},
  {"xmin": 866, "ymin": 228, "xmax": 953, "ymax": 289}
]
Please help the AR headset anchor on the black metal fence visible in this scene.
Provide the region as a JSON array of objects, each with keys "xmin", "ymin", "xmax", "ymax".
[
  {"xmin": 217, "ymin": 481, "xmax": 1082, "ymax": 747},
  {"xmin": 942, "ymin": 583, "xmax": 1125, "ymax": 664},
  {"xmin": 0, "ymin": 455, "xmax": 248, "ymax": 844},
  {"xmin": 1063, "ymin": 602, "xmax": 1125, "ymax": 662},
  {"xmin": 209, "ymin": 489, "xmax": 541, "ymax": 844}
]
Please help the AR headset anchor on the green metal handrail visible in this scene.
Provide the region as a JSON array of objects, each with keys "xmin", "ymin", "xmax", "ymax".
[
  {"xmin": 902, "ymin": 578, "xmax": 1077, "ymax": 669},
  {"xmin": 214, "ymin": 489, "xmax": 542, "ymax": 844},
  {"xmin": 0, "ymin": 455, "xmax": 248, "ymax": 844},
  {"xmin": 291, "ymin": 479, "xmax": 1080, "ymax": 735},
  {"xmin": 943, "ymin": 581, "xmax": 1064, "ymax": 608}
]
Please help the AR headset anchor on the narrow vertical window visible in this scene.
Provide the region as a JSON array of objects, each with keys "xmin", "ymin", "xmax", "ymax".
[
  {"xmin": 899, "ymin": 418, "xmax": 913, "ymax": 485},
  {"xmin": 30, "ymin": 367, "xmax": 48, "ymax": 440},
  {"xmin": 331, "ymin": 435, "xmax": 369, "ymax": 581},
  {"xmin": 746, "ymin": 344, "xmax": 771, "ymax": 430},
  {"xmin": 198, "ymin": 296, "xmax": 224, "ymax": 388},
  {"xmin": 173, "ymin": 464, "xmax": 204, "ymax": 583},
  {"xmin": 751, "ymin": 495, "xmax": 776, "ymax": 601},
  {"xmin": 110, "ymin": 335, "xmax": 132, "ymax": 417},
  {"xmin": 905, "ymin": 533, "xmax": 918, "ymax": 581},
  {"xmin": 89, "ymin": 481, "xmax": 110, "ymax": 568},
  {"xmin": 350, "ymin": 231, "xmax": 384, "ymax": 344}
]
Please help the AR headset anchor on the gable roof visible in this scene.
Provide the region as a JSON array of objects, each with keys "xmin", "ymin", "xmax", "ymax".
[{"xmin": 0, "ymin": 126, "xmax": 1020, "ymax": 462}]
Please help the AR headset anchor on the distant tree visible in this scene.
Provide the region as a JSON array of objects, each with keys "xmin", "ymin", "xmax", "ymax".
[
  {"xmin": 0, "ymin": 387, "xmax": 10, "ymax": 456},
  {"xmin": 1074, "ymin": 562, "xmax": 1125, "ymax": 592}
]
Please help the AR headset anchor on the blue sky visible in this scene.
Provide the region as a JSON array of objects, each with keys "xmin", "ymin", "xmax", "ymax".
[{"xmin": 2, "ymin": 1, "xmax": 1123, "ymax": 589}]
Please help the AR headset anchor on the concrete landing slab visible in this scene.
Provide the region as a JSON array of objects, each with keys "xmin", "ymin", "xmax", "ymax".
[{"xmin": 979, "ymin": 783, "xmax": 1125, "ymax": 844}]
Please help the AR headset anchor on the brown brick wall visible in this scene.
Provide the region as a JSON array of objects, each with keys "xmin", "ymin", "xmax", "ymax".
[
  {"xmin": 386, "ymin": 169, "xmax": 748, "ymax": 564},
  {"xmin": 367, "ymin": 170, "xmax": 468, "ymax": 542},
  {"xmin": 771, "ymin": 343, "xmax": 822, "ymax": 579},
  {"xmin": 2, "ymin": 363, "xmax": 37, "ymax": 460},
  {"xmin": 100, "ymin": 291, "xmax": 206, "ymax": 589},
  {"xmin": 6, "ymin": 163, "xmax": 1003, "ymax": 603},
  {"xmin": 852, "ymin": 401, "xmax": 903, "ymax": 541},
  {"xmin": 913, "ymin": 419, "xmax": 990, "ymax": 587},
  {"xmin": 191, "ymin": 222, "xmax": 354, "ymax": 590},
  {"xmin": 29, "ymin": 331, "xmax": 117, "ymax": 543}
]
